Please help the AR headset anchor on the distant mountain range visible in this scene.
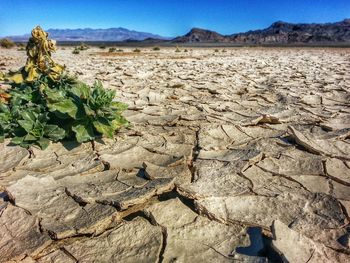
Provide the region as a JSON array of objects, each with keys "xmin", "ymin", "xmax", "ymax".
[
  {"xmin": 7, "ymin": 19, "xmax": 350, "ymax": 44},
  {"xmin": 9, "ymin": 27, "xmax": 168, "ymax": 42},
  {"xmin": 173, "ymin": 19, "xmax": 350, "ymax": 44}
]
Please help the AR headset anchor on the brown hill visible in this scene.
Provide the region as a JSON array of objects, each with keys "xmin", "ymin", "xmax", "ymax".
[
  {"xmin": 172, "ymin": 28, "xmax": 227, "ymax": 43},
  {"xmin": 172, "ymin": 19, "xmax": 350, "ymax": 44}
]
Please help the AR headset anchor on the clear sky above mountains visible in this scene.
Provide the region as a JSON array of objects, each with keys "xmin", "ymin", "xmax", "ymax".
[{"xmin": 0, "ymin": 0, "xmax": 349, "ymax": 37}]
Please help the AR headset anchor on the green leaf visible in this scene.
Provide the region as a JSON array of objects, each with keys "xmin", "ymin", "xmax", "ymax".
[
  {"xmin": 37, "ymin": 137, "xmax": 50, "ymax": 149},
  {"xmin": 44, "ymin": 86, "xmax": 66, "ymax": 101},
  {"xmin": 21, "ymin": 111, "xmax": 37, "ymax": 122},
  {"xmin": 72, "ymin": 122, "xmax": 94, "ymax": 143},
  {"xmin": 83, "ymin": 104, "xmax": 95, "ymax": 116},
  {"xmin": 111, "ymin": 101, "xmax": 128, "ymax": 111},
  {"xmin": 24, "ymin": 134, "xmax": 37, "ymax": 141},
  {"xmin": 47, "ymin": 99, "xmax": 78, "ymax": 119},
  {"xmin": 71, "ymin": 82, "xmax": 90, "ymax": 99},
  {"xmin": 111, "ymin": 116, "xmax": 129, "ymax": 130},
  {"xmin": 11, "ymin": 136, "xmax": 24, "ymax": 145},
  {"xmin": 93, "ymin": 118, "xmax": 114, "ymax": 138},
  {"xmin": 44, "ymin": 125, "xmax": 66, "ymax": 141},
  {"xmin": 18, "ymin": 119, "xmax": 34, "ymax": 133}
]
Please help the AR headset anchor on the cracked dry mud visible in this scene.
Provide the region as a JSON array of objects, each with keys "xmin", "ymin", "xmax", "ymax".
[{"xmin": 1, "ymin": 47, "xmax": 350, "ymax": 262}]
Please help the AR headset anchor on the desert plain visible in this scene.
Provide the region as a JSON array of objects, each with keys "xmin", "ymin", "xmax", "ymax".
[{"xmin": 0, "ymin": 46, "xmax": 350, "ymax": 262}]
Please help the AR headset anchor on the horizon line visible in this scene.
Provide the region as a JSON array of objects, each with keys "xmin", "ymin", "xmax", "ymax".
[{"xmin": 2, "ymin": 17, "xmax": 349, "ymax": 38}]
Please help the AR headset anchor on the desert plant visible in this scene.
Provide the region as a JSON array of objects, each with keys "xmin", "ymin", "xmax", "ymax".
[
  {"xmin": 109, "ymin": 47, "xmax": 116, "ymax": 53},
  {"xmin": 214, "ymin": 49, "xmax": 219, "ymax": 52},
  {"xmin": 133, "ymin": 48, "xmax": 141, "ymax": 53},
  {"xmin": 184, "ymin": 49, "xmax": 188, "ymax": 52},
  {"xmin": 153, "ymin": 46, "xmax": 160, "ymax": 51},
  {"xmin": 0, "ymin": 38, "xmax": 15, "ymax": 49},
  {"xmin": 175, "ymin": 46, "xmax": 181, "ymax": 52},
  {"xmin": 0, "ymin": 26, "xmax": 128, "ymax": 149},
  {"xmin": 78, "ymin": 43, "xmax": 89, "ymax": 50},
  {"xmin": 116, "ymin": 49, "xmax": 124, "ymax": 52},
  {"xmin": 72, "ymin": 48, "xmax": 80, "ymax": 54},
  {"xmin": 99, "ymin": 45, "xmax": 106, "ymax": 49}
]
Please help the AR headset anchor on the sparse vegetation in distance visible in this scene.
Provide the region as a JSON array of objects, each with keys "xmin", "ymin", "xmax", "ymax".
[
  {"xmin": 133, "ymin": 48, "xmax": 141, "ymax": 53},
  {"xmin": 72, "ymin": 48, "xmax": 80, "ymax": 54},
  {"xmin": 184, "ymin": 49, "xmax": 188, "ymax": 52},
  {"xmin": 99, "ymin": 45, "xmax": 106, "ymax": 49},
  {"xmin": 0, "ymin": 38, "xmax": 15, "ymax": 49},
  {"xmin": 108, "ymin": 47, "xmax": 116, "ymax": 53},
  {"xmin": 214, "ymin": 49, "xmax": 219, "ymax": 52},
  {"xmin": 78, "ymin": 43, "xmax": 89, "ymax": 50},
  {"xmin": 153, "ymin": 46, "xmax": 160, "ymax": 51},
  {"xmin": 116, "ymin": 49, "xmax": 124, "ymax": 52},
  {"xmin": 175, "ymin": 46, "xmax": 181, "ymax": 52}
]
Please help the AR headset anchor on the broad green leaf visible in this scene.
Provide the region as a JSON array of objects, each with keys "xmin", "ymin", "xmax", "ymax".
[
  {"xmin": 21, "ymin": 111, "xmax": 37, "ymax": 122},
  {"xmin": 111, "ymin": 117, "xmax": 129, "ymax": 130},
  {"xmin": 72, "ymin": 122, "xmax": 94, "ymax": 143},
  {"xmin": 93, "ymin": 118, "xmax": 114, "ymax": 138},
  {"xmin": 71, "ymin": 82, "xmax": 90, "ymax": 99},
  {"xmin": 37, "ymin": 137, "xmax": 50, "ymax": 150},
  {"xmin": 18, "ymin": 119, "xmax": 33, "ymax": 133},
  {"xmin": 44, "ymin": 125, "xmax": 66, "ymax": 141},
  {"xmin": 47, "ymin": 99, "xmax": 78, "ymax": 119},
  {"xmin": 24, "ymin": 134, "xmax": 37, "ymax": 141},
  {"xmin": 44, "ymin": 87, "xmax": 65, "ymax": 101},
  {"xmin": 11, "ymin": 136, "xmax": 24, "ymax": 145}
]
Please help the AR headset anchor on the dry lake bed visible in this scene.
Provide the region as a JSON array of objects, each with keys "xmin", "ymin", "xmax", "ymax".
[{"xmin": 1, "ymin": 47, "xmax": 350, "ymax": 262}]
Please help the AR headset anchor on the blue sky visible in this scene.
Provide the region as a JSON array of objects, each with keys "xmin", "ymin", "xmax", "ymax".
[{"xmin": 0, "ymin": 0, "xmax": 349, "ymax": 37}]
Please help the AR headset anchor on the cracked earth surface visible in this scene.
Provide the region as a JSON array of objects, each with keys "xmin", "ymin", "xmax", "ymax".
[{"xmin": 0, "ymin": 47, "xmax": 350, "ymax": 262}]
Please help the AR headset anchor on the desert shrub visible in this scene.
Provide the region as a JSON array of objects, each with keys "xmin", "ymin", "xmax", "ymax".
[
  {"xmin": 78, "ymin": 43, "xmax": 89, "ymax": 50},
  {"xmin": 99, "ymin": 45, "xmax": 106, "ymax": 49},
  {"xmin": 214, "ymin": 49, "xmax": 219, "ymax": 52},
  {"xmin": 222, "ymin": 49, "xmax": 227, "ymax": 53},
  {"xmin": 0, "ymin": 26, "xmax": 128, "ymax": 149},
  {"xmin": 17, "ymin": 47, "xmax": 26, "ymax": 51},
  {"xmin": 108, "ymin": 47, "xmax": 116, "ymax": 53},
  {"xmin": 133, "ymin": 48, "xmax": 141, "ymax": 53},
  {"xmin": 72, "ymin": 48, "xmax": 80, "ymax": 54},
  {"xmin": 116, "ymin": 49, "xmax": 124, "ymax": 52},
  {"xmin": 175, "ymin": 46, "xmax": 181, "ymax": 52},
  {"xmin": 0, "ymin": 38, "xmax": 15, "ymax": 49},
  {"xmin": 184, "ymin": 49, "xmax": 188, "ymax": 52},
  {"xmin": 153, "ymin": 46, "xmax": 160, "ymax": 51}
]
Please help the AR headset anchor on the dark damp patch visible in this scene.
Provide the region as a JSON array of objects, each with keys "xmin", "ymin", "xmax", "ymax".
[
  {"xmin": 235, "ymin": 227, "xmax": 285, "ymax": 263},
  {"xmin": 236, "ymin": 227, "xmax": 264, "ymax": 256}
]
